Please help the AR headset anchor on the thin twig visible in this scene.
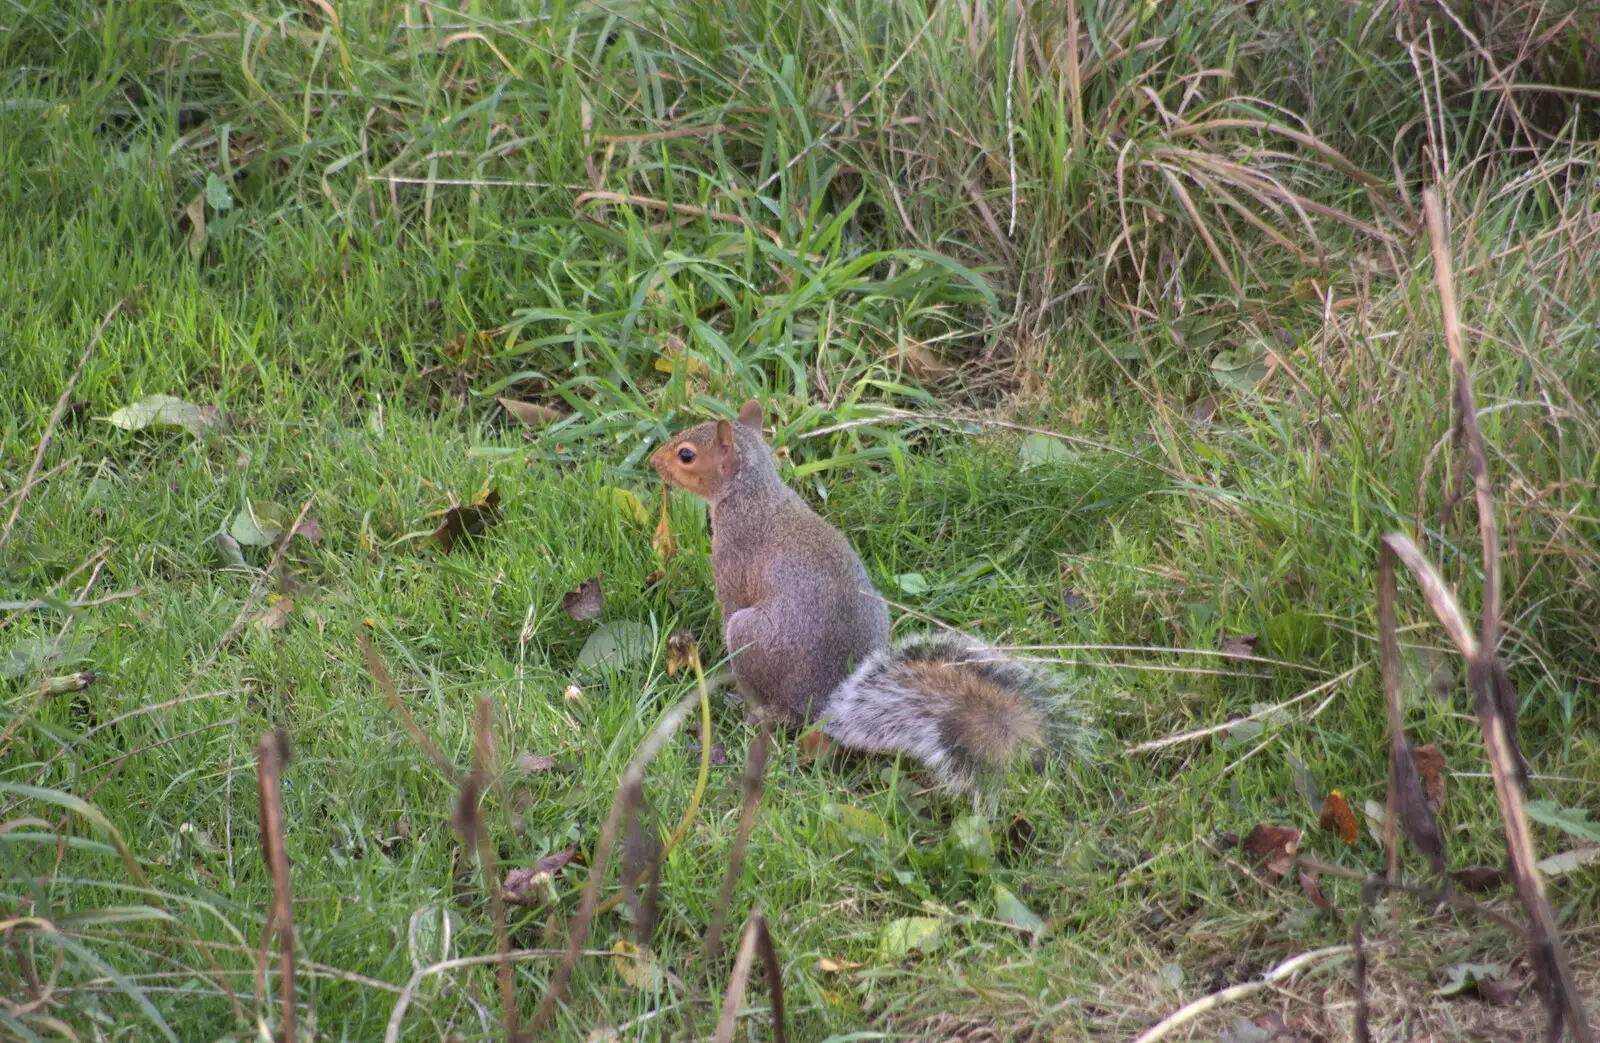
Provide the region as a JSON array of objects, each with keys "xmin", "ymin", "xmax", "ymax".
[
  {"xmin": 382, "ymin": 950, "xmax": 606, "ymax": 1043},
  {"xmin": 0, "ymin": 300, "xmax": 123, "ymax": 552},
  {"xmin": 703, "ymin": 726, "xmax": 771, "ymax": 969},
  {"xmin": 356, "ymin": 628, "xmax": 460, "ymax": 781},
  {"xmin": 1124, "ymin": 664, "xmax": 1362, "ymax": 755},
  {"xmin": 0, "ymin": 590, "xmax": 144, "ymax": 612},
  {"xmin": 1130, "ymin": 946, "xmax": 1351, "ymax": 1043}
]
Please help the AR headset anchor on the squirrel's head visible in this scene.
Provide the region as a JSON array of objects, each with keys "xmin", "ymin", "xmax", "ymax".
[{"xmin": 650, "ymin": 399, "xmax": 765, "ymax": 501}]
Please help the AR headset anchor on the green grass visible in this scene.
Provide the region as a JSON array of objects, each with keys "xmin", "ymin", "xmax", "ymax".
[{"xmin": 4, "ymin": 0, "xmax": 1600, "ymax": 1039}]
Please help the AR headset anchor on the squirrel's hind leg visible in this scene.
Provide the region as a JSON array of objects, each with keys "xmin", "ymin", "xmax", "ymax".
[{"xmin": 723, "ymin": 607, "xmax": 806, "ymax": 726}]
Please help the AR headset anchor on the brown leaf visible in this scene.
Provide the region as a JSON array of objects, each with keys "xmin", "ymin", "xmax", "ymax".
[
  {"xmin": 1242, "ymin": 823, "xmax": 1300, "ymax": 878},
  {"xmin": 816, "ymin": 957, "xmax": 863, "ymax": 975},
  {"xmin": 652, "ymin": 482, "xmax": 676, "ymax": 564},
  {"xmin": 1414, "ymin": 743, "xmax": 1446, "ymax": 814},
  {"xmin": 643, "ymin": 568, "xmax": 666, "ymax": 588},
  {"xmin": 798, "ymin": 730, "xmax": 834, "ymax": 763},
  {"xmin": 1220, "ymin": 633, "xmax": 1259, "ymax": 660},
  {"xmin": 687, "ymin": 736, "xmax": 727, "ymax": 765},
  {"xmin": 1188, "ymin": 396, "xmax": 1218, "ymax": 424},
  {"xmin": 500, "ymin": 867, "xmax": 551, "ymax": 907},
  {"xmin": 896, "ymin": 338, "xmax": 952, "ymax": 381},
  {"xmin": 1450, "ymin": 865, "xmax": 1508, "ymax": 892},
  {"xmin": 252, "ymin": 597, "xmax": 294, "ymax": 635},
  {"xmin": 498, "ymin": 397, "xmax": 565, "ymax": 426},
  {"xmin": 292, "ymin": 518, "xmax": 322, "ymax": 545},
  {"xmin": 1318, "ymin": 791, "xmax": 1359, "ymax": 846},
  {"xmin": 1298, "ymin": 867, "xmax": 1331, "ymax": 911},
  {"xmin": 431, "ymin": 487, "xmax": 502, "ymax": 552},
  {"xmin": 562, "ymin": 575, "xmax": 605, "ymax": 621},
  {"xmin": 535, "ymin": 842, "xmax": 581, "ymax": 876},
  {"xmin": 1479, "ymin": 975, "xmax": 1523, "ymax": 1008},
  {"xmin": 518, "ymin": 753, "xmax": 558, "ymax": 775},
  {"xmin": 665, "ymin": 629, "xmax": 697, "ymax": 677},
  {"xmin": 181, "ymin": 191, "xmax": 207, "ymax": 260}
]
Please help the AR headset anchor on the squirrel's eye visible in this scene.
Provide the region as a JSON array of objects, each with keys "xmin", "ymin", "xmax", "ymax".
[{"xmin": 677, "ymin": 446, "xmax": 696, "ymax": 464}]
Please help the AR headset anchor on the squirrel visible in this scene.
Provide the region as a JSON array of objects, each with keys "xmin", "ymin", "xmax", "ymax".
[{"xmin": 649, "ymin": 399, "xmax": 1092, "ymax": 795}]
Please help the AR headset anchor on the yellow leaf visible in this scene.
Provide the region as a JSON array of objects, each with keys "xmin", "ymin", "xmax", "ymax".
[
  {"xmin": 652, "ymin": 482, "xmax": 676, "ymax": 564},
  {"xmin": 611, "ymin": 941, "xmax": 665, "ymax": 990},
  {"xmin": 498, "ymin": 397, "xmax": 565, "ymax": 426},
  {"xmin": 602, "ymin": 487, "xmax": 650, "ymax": 527}
]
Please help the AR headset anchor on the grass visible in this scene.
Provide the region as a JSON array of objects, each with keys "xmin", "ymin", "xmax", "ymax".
[{"xmin": 3, "ymin": 0, "xmax": 1599, "ymax": 1039}]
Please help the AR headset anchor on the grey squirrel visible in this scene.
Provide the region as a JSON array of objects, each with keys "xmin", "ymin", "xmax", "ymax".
[{"xmin": 649, "ymin": 399, "xmax": 1092, "ymax": 795}]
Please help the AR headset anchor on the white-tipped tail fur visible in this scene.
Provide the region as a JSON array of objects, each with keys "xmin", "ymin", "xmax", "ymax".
[{"xmin": 819, "ymin": 633, "xmax": 1095, "ymax": 795}]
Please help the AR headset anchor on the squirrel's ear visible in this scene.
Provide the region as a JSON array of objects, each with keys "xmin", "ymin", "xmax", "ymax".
[
  {"xmin": 737, "ymin": 399, "xmax": 764, "ymax": 431},
  {"xmin": 713, "ymin": 419, "xmax": 737, "ymax": 478}
]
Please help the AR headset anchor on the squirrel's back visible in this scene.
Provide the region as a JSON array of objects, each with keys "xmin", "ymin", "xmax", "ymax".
[{"xmin": 823, "ymin": 632, "xmax": 1081, "ymax": 794}]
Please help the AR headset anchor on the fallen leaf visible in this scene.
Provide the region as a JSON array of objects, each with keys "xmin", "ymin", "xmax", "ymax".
[
  {"xmin": 652, "ymin": 483, "xmax": 676, "ymax": 564},
  {"xmin": 1525, "ymin": 800, "xmax": 1600, "ymax": 843},
  {"xmin": 1019, "ymin": 433, "xmax": 1073, "ymax": 470},
  {"xmin": 1537, "ymin": 847, "xmax": 1600, "ymax": 878},
  {"xmin": 563, "ymin": 684, "xmax": 584, "ymax": 703},
  {"xmin": 1222, "ymin": 718, "xmax": 1265, "ymax": 747},
  {"xmin": 213, "ymin": 531, "xmax": 247, "ymax": 568},
  {"xmin": 1189, "ymin": 396, "xmax": 1218, "ymax": 424},
  {"xmin": 1216, "ymin": 1017, "xmax": 1272, "ymax": 1043},
  {"xmin": 1220, "ymin": 633, "xmax": 1259, "ymax": 660},
  {"xmin": 562, "ymin": 575, "xmax": 605, "ymax": 621},
  {"xmin": 1298, "ymin": 867, "xmax": 1331, "ymax": 911},
  {"xmin": 252, "ymin": 597, "xmax": 294, "ymax": 635},
  {"xmin": 1450, "ymin": 865, "xmax": 1508, "ymax": 891},
  {"xmin": 432, "ymin": 487, "xmax": 502, "ymax": 552},
  {"xmin": 821, "ymin": 802, "xmax": 890, "ymax": 848},
  {"xmin": 993, "ymin": 883, "xmax": 1046, "ymax": 937},
  {"xmin": 896, "ymin": 338, "xmax": 951, "ymax": 381},
  {"xmin": 3, "ymin": 630, "xmax": 96, "ymax": 680},
  {"xmin": 798, "ymin": 730, "xmax": 833, "ymax": 763},
  {"xmin": 498, "ymin": 397, "xmax": 565, "ymax": 426},
  {"xmin": 1414, "ymin": 744, "xmax": 1446, "ymax": 814},
  {"xmin": 601, "ymin": 487, "xmax": 650, "ymax": 527},
  {"xmin": 1156, "ymin": 962, "xmax": 1185, "ymax": 993},
  {"xmin": 1286, "ymin": 752, "xmax": 1322, "ymax": 812},
  {"xmin": 1434, "ymin": 961, "xmax": 1508, "ymax": 999},
  {"xmin": 292, "ymin": 518, "xmax": 322, "ymax": 545},
  {"xmin": 181, "ymin": 191, "xmax": 207, "ymax": 259},
  {"xmin": 1318, "ymin": 791, "xmax": 1358, "ymax": 846},
  {"xmin": 665, "ymin": 629, "xmax": 696, "ymax": 677},
  {"xmin": 576, "ymin": 620, "xmax": 652, "ymax": 672},
  {"xmin": 518, "ymin": 753, "xmax": 558, "ymax": 774},
  {"xmin": 500, "ymin": 867, "xmax": 553, "ymax": 907},
  {"xmin": 230, "ymin": 500, "xmax": 293, "ymax": 547},
  {"xmin": 652, "ymin": 340, "xmax": 710, "ymax": 379},
  {"xmin": 105, "ymin": 394, "xmax": 219, "ymax": 438},
  {"xmin": 686, "ymin": 737, "xmax": 726, "ymax": 765},
  {"xmin": 946, "ymin": 814, "xmax": 994, "ymax": 873},
  {"xmin": 1209, "ymin": 344, "xmax": 1270, "ymax": 393},
  {"xmin": 1479, "ymin": 974, "xmax": 1523, "ymax": 1007},
  {"xmin": 611, "ymin": 941, "xmax": 666, "ymax": 990},
  {"xmin": 1361, "ymin": 799, "xmax": 1387, "ymax": 845},
  {"xmin": 877, "ymin": 916, "xmax": 945, "ymax": 960},
  {"xmin": 895, "ymin": 573, "xmax": 930, "ymax": 595},
  {"xmin": 1242, "ymin": 824, "xmax": 1300, "ymax": 878},
  {"xmin": 816, "ymin": 957, "xmax": 863, "ymax": 975},
  {"xmin": 535, "ymin": 842, "xmax": 581, "ymax": 876}
]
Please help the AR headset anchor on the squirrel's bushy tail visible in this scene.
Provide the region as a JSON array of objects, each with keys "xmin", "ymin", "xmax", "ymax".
[{"xmin": 820, "ymin": 633, "xmax": 1094, "ymax": 795}]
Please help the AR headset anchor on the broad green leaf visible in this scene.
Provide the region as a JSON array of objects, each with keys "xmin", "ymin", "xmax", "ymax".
[
  {"xmin": 895, "ymin": 573, "xmax": 929, "ymax": 595},
  {"xmin": 993, "ymin": 883, "xmax": 1046, "ymax": 937},
  {"xmin": 230, "ymin": 500, "xmax": 293, "ymax": 547},
  {"xmin": 602, "ymin": 487, "xmax": 650, "ymax": 527},
  {"xmin": 1526, "ymin": 800, "xmax": 1600, "ymax": 843},
  {"xmin": 877, "ymin": 916, "xmax": 945, "ymax": 960},
  {"xmin": 576, "ymin": 620, "xmax": 653, "ymax": 672},
  {"xmin": 1019, "ymin": 433, "xmax": 1074, "ymax": 470},
  {"xmin": 946, "ymin": 813, "xmax": 994, "ymax": 873},
  {"xmin": 104, "ymin": 394, "xmax": 218, "ymax": 438},
  {"xmin": 1208, "ymin": 346, "xmax": 1270, "ymax": 393},
  {"xmin": 821, "ymin": 802, "xmax": 890, "ymax": 848},
  {"xmin": 204, "ymin": 172, "xmax": 234, "ymax": 211},
  {"xmin": 3, "ymin": 629, "xmax": 96, "ymax": 679}
]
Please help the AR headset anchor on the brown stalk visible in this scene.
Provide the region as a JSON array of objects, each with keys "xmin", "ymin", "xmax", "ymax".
[
  {"xmin": 1376, "ymin": 187, "xmax": 1593, "ymax": 1043},
  {"xmin": 255, "ymin": 730, "xmax": 296, "ymax": 1043},
  {"xmin": 526, "ymin": 691, "xmax": 701, "ymax": 1038},
  {"xmin": 356, "ymin": 628, "xmax": 459, "ymax": 782},
  {"xmin": 460, "ymin": 697, "xmax": 517, "ymax": 1041},
  {"xmin": 712, "ymin": 910, "xmax": 785, "ymax": 1043},
  {"xmin": 702, "ymin": 725, "xmax": 771, "ymax": 969},
  {"xmin": 1377, "ymin": 544, "xmax": 1448, "ymax": 876},
  {"xmin": 0, "ymin": 300, "xmax": 124, "ymax": 554}
]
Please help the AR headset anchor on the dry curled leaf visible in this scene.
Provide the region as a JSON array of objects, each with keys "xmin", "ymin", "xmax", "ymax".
[
  {"xmin": 293, "ymin": 518, "xmax": 322, "ymax": 545},
  {"xmin": 535, "ymin": 842, "xmax": 581, "ymax": 876},
  {"xmin": 498, "ymin": 396, "xmax": 565, "ymax": 426},
  {"xmin": 666, "ymin": 629, "xmax": 697, "ymax": 677},
  {"xmin": 1318, "ymin": 791, "xmax": 1358, "ymax": 846},
  {"xmin": 816, "ymin": 957, "xmax": 863, "ymax": 975},
  {"xmin": 798, "ymin": 730, "xmax": 834, "ymax": 763},
  {"xmin": 1242, "ymin": 823, "xmax": 1300, "ymax": 878},
  {"xmin": 252, "ymin": 597, "xmax": 294, "ymax": 635},
  {"xmin": 1220, "ymin": 633, "xmax": 1259, "ymax": 660},
  {"xmin": 643, "ymin": 568, "xmax": 666, "ymax": 588},
  {"xmin": 563, "ymin": 684, "xmax": 583, "ymax": 703},
  {"xmin": 652, "ymin": 482, "xmax": 676, "ymax": 564},
  {"xmin": 518, "ymin": 753, "xmax": 558, "ymax": 775},
  {"xmin": 432, "ymin": 487, "xmax": 501, "ymax": 552},
  {"xmin": 562, "ymin": 575, "xmax": 605, "ymax": 621},
  {"xmin": 500, "ymin": 867, "xmax": 552, "ymax": 907},
  {"xmin": 1298, "ymin": 867, "xmax": 1331, "ymax": 912},
  {"xmin": 1414, "ymin": 743, "xmax": 1446, "ymax": 814}
]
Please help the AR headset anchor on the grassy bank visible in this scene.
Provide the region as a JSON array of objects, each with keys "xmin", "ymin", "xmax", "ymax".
[{"xmin": 3, "ymin": 0, "xmax": 1598, "ymax": 1039}]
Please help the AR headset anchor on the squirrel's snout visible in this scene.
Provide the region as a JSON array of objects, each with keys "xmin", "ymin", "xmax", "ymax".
[{"xmin": 648, "ymin": 444, "xmax": 671, "ymax": 478}]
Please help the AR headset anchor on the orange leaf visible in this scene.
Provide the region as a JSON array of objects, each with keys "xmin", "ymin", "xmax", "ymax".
[
  {"xmin": 1319, "ymin": 791, "xmax": 1358, "ymax": 846},
  {"xmin": 1414, "ymin": 744, "xmax": 1447, "ymax": 814},
  {"xmin": 1242, "ymin": 823, "xmax": 1300, "ymax": 878}
]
